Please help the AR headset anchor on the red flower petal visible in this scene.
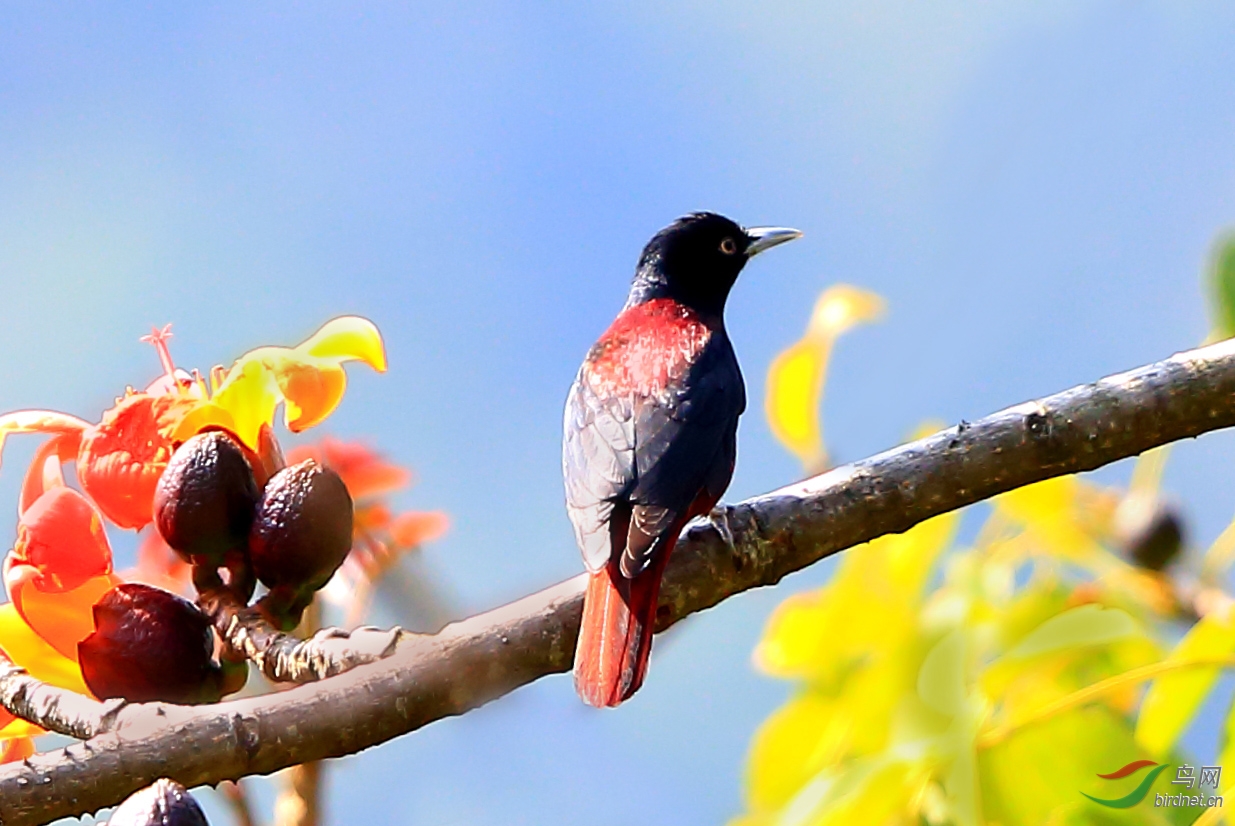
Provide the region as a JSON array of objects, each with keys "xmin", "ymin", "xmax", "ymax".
[
  {"xmin": 77, "ymin": 394, "xmax": 197, "ymax": 529},
  {"xmin": 10, "ymin": 487, "xmax": 112, "ymax": 592},
  {"xmin": 289, "ymin": 437, "xmax": 410, "ymax": 501},
  {"xmin": 389, "ymin": 511, "xmax": 449, "ymax": 548}
]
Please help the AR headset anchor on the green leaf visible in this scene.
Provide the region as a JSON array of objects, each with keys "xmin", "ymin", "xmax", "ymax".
[
  {"xmin": 981, "ymin": 703, "xmax": 1203, "ymax": 826},
  {"xmin": 919, "ymin": 629, "xmax": 967, "ymax": 716},
  {"xmin": 1216, "ymin": 689, "xmax": 1235, "ymax": 787},
  {"xmin": 1135, "ymin": 609, "xmax": 1235, "ymax": 758},
  {"xmin": 776, "ymin": 756, "xmax": 917, "ymax": 826},
  {"xmin": 1209, "ymin": 231, "xmax": 1235, "ymax": 339},
  {"xmin": 1005, "ymin": 605, "xmax": 1138, "ymax": 660}
]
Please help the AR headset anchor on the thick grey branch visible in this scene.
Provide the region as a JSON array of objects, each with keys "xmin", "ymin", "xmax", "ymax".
[{"xmin": 5, "ymin": 339, "xmax": 1235, "ymax": 825}]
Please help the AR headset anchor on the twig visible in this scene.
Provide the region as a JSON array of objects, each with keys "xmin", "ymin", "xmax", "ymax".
[
  {"xmin": 6, "ymin": 339, "xmax": 1235, "ymax": 824},
  {"xmin": 0, "ymin": 659, "xmax": 117, "ymax": 741},
  {"xmin": 977, "ymin": 655, "xmax": 1235, "ymax": 749},
  {"xmin": 197, "ymin": 584, "xmax": 401, "ymax": 683},
  {"xmin": 274, "ymin": 763, "xmax": 320, "ymax": 826},
  {"xmin": 220, "ymin": 781, "xmax": 260, "ymax": 826},
  {"xmin": 274, "ymin": 600, "xmax": 323, "ymax": 826}
]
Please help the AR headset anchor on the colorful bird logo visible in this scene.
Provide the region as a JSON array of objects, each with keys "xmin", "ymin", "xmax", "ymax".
[{"xmin": 1082, "ymin": 760, "xmax": 1168, "ymax": 808}]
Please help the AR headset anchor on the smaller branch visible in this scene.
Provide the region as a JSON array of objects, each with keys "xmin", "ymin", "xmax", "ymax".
[
  {"xmin": 198, "ymin": 584, "xmax": 401, "ymax": 683},
  {"xmin": 0, "ymin": 658, "xmax": 116, "ymax": 740},
  {"xmin": 220, "ymin": 781, "xmax": 261, "ymax": 826},
  {"xmin": 274, "ymin": 763, "xmax": 320, "ymax": 826},
  {"xmin": 273, "ymin": 600, "xmax": 324, "ymax": 826},
  {"xmin": 977, "ymin": 656, "xmax": 1235, "ymax": 749}
]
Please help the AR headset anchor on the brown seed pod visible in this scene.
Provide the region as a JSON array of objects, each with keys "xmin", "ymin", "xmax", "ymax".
[
  {"xmin": 249, "ymin": 459, "xmax": 353, "ymax": 624},
  {"xmin": 79, "ymin": 583, "xmax": 225, "ymax": 704},
  {"xmin": 107, "ymin": 778, "xmax": 209, "ymax": 826},
  {"xmin": 155, "ymin": 431, "xmax": 259, "ymax": 567},
  {"xmin": 1113, "ymin": 490, "xmax": 1186, "ymax": 571}
]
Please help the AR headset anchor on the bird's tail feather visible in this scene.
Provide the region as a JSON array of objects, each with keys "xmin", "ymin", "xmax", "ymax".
[{"xmin": 573, "ymin": 554, "xmax": 669, "ymax": 707}]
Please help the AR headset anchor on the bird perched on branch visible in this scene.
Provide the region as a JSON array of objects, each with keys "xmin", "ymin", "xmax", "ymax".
[{"xmin": 564, "ymin": 212, "xmax": 802, "ymax": 707}]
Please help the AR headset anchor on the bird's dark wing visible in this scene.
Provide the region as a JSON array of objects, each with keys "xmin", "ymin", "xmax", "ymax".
[
  {"xmin": 622, "ymin": 336, "xmax": 745, "ymax": 576},
  {"xmin": 564, "ymin": 321, "xmax": 745, "ymax": 578},
  {"xmin": 563, "ymin": 372, "xmax": 636, "ymax": 572}
]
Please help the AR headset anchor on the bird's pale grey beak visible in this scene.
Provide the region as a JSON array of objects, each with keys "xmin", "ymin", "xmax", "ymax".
[{"xmin": 745, "ymin": 226, "xmax": 803, "ymax": 257}]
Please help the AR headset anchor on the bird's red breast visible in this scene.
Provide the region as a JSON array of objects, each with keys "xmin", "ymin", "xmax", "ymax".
[{"xmin": 582, "ymin": 298, "xmax": 712, "ymax": 399}]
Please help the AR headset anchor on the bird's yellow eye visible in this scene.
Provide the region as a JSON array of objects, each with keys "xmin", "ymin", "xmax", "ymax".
[{"xmin": 719, "ymin": 237, "xmax": 737, "ymax": 255}]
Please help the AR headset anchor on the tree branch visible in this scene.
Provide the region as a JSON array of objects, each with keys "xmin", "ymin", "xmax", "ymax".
[
  {"xmin": 5, "ymin": 339, "xmax": 1235, "ymax": 825},
  {"xmin": 197, "ymin": 585, "xmax": 400, "ymax": 684},
  {"xmin": 0, "ymin": 660, "xmax": 117, "ymax": 741}
]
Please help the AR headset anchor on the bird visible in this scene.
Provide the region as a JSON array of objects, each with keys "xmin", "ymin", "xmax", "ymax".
[{"xmin": 563, "ymin": 212, "xmax": 802, "ymax": 707}]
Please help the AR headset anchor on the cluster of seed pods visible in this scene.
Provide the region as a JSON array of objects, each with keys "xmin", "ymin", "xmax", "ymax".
[{"xmin": 78, "ymin": 430, "xmax": 354, "ymax": 705}]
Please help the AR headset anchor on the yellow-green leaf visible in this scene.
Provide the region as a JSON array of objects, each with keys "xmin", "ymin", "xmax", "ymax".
[
  {"xmin": 754, "ymin": 512, "xmax": 957, "ymax": 680},
  {"xmin": 764, "ymin": 285, "xmax": 883, "ymax": 471},
  {"xmin": 1136, "ymin": 608, "xmax": 1235, "ymax": 758},
  {"xmin": 1005, "ymin": 605, "xmax": 1138, "ymax": 660},
  {"xmin": 981, "ymin": 703, "xmax": 1199, "ymax": 826},
  {"xmin": 774, "ymin": 756, "xmax": 914, "ymax": 826},
  {"xmin": 1208, "ymin": 231, "xmax": 1235, "ymax": 339},
  {"xmin": 919, "ymin": 629, "xmax": 967, "ymax": 716},
  {"xmin": 744, "ymin": 692, "xmax": 838, "ymax": 812}
]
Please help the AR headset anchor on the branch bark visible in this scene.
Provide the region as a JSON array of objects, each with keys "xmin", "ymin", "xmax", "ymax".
[
  {"xmin": 5, "ymin": 339, "xmax": 1235, "ymax": 825},
  {"xmin": 198, "ymin": 585, "xmax": 400, "ymax": 684}
]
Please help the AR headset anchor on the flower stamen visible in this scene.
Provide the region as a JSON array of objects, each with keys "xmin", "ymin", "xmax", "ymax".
[{"xmin": 140, "ymin": 325, "xmax": 178, "ymax": 388}]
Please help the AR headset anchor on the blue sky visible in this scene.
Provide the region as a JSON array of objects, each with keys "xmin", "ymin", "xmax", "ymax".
[{"xmin": 4, "ymin": 3, "xmax": 1235, "ymax": 824}]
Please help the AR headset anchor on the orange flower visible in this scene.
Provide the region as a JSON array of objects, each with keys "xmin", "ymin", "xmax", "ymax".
[
  {"xmin": 0, "ymin": 599, "xmax": 94, "ymax": 745},
  {"xmin": 124, "ymin": 528, "xmax": 193, "ymax": 596},
  {"xmin": 388, "ymin": 511, "xmax": 450, "ymax": 548},
  {"xmin": 4, "ymin": 486, "xmax": 121, "ymax": 659},
  {"xmin": 298, "ymin": 438, "xmax": 448, "ymax": 612},
  {"xmin": 0, "ymin": 316, "xmax": 385, "ymax": 535},
  {"xmin": 0, "ymin": 317, "xmax": 387, "ymax": 746},
  {"xmin": 174, "ymin": 316, "xmax": 387, "ymax": 450},
  {"xmin": 288, "ymin": 437, "xmax": 410, "ymax": 502},
  {"xmin": 0, "ymin": 736, "xmax": 34, "ymax": 763},
  {"xmin": 78, "ymin": 393, "xmax": 199, "ymax": 530}
]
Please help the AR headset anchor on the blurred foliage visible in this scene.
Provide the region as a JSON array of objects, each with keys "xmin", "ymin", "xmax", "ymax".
[
  {"xmin": 740, "ymin": 251, "xmax": 1235, "ymax": 824},
  {"xmin": 1209, "ymin": 233, "xmax": 1235, "ymax": 340},
  {"xmin": 765, "ymin": 285, "xmax": 885, "ymax": 474}
]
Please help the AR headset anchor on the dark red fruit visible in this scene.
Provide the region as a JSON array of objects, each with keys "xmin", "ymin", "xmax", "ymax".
[
  {"xmin": 107, "ymin": 778, "xmax": 209, "ymax": 826},
  {"xmin": 249, "ymin": 460, "xmax": 353, "ymax": 627},
  {"xmin": 79, "ymin": 583, "xmax": 225, "ymax": 704},
  {"xmin": 155, "ymin": 431, "xmax": 259, "ymax": 567}
]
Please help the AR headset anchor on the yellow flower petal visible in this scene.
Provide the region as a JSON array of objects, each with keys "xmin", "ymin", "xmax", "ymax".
[
  {"xmin": 0, "ymin": 722, "xmax": 42, "ymax": 742},
  {"xmin": 0, "ymin": 602, "xmax": 90, "ymax": 695},
  {"xmin": 210, "ymin": 357, "xmax": 282, "ymax": 450},
  {"xmin": 169, "ymin": 400, "xmax": 238, "ymax": 445},
  {"xmin": 209, "ymin": 317, "xmax": 387, "ymax": 447},
  {"xmin": 10, "ymin": 572, "xmax": 121, "ymax": 664},
  {"xmin": 299, "ymin": 316, "xmax": 387, "ymax": 372}
]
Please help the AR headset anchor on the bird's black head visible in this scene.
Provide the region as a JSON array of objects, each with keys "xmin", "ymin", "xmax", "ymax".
[{"xmin": 627, "ymin": 212, "xmax": 801, "ymax": 318}]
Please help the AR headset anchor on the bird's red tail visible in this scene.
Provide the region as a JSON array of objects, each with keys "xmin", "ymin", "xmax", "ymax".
[{"xmin": 573, "ymin": 553, "xmax": 670, "ymax": 708}]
